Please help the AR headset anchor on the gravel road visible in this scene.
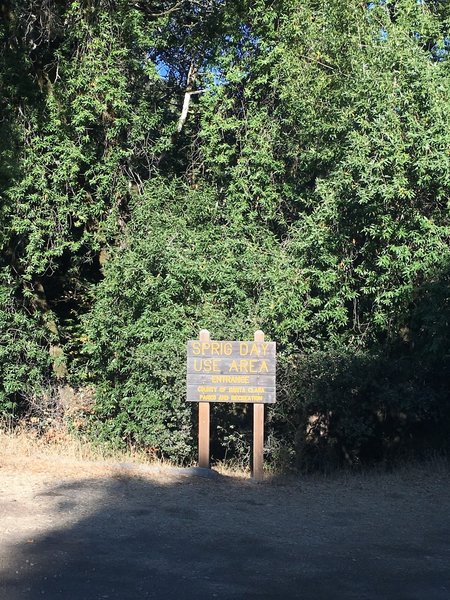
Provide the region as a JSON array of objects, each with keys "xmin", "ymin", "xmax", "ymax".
[{"xmin": 1, "ymin": 452, "xmax": 450, "ymax": 599}]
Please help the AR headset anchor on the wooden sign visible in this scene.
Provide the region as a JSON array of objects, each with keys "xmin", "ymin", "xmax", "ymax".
[
  {"xmin": 186, "ymin": 338, "xmax": 276, "ymax": 404},
  {"xmin": 186, "ymin": 329, "xmax": 276, "ymax": 481}
]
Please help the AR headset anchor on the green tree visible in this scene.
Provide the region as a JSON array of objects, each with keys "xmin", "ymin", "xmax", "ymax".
[{"xmin": 1, "ymin": 0, "xmax": 449, "ymax": 467}]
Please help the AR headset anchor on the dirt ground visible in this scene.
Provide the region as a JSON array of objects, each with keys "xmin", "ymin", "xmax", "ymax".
[{"xmin": 1, "ymin": 442, "xmax": 450, "ymax": 600}]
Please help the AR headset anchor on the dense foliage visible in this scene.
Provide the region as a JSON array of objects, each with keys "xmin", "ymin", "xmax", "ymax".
[{"xmin": 1, "ymin": 0, "xmax": 450, "ymax": 467}]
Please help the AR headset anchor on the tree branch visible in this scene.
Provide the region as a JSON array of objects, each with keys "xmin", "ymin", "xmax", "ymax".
[{"xmin": 176, "ymin": 61, "xmax": 198, "ymax": 133}]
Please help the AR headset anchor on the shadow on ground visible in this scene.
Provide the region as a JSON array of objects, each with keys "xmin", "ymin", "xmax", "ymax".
[{"xmin": 2, "ymin": 470, "xmax": 450, "ymax": 599}]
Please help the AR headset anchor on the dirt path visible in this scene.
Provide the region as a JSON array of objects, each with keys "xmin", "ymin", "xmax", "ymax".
[{"xmin": 1, "ymin": 449, "xmax": 450, "ymax": 599}]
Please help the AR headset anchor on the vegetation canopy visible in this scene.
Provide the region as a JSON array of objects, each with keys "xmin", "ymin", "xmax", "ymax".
[{"xmin": 1, "ymin": 0, "xmax": 449, "ymax": 469}]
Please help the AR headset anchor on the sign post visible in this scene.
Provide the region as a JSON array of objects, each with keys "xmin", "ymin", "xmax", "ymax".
[
  {"xmin": 186, "ymin": 329, "xmax": 276, "ymax": 481},
  {"xmin": 198, "ymin": 329, "xmax": 211, "ymax": 469}
]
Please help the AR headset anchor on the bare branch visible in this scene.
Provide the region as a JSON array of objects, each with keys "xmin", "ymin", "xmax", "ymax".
[{"xmin": 176, "ymin": 61, "xmax": 197, "ymax": 133}]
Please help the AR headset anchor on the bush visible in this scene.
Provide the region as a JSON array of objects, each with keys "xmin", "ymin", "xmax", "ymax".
[
  {"xmin": 0, "ymin": 278, "xmax": 52, "ymax": 417},
  {"xmin": 270, "ymin": 348, "xmax": 450, "ymax": 472},
  {"xmin": 78, "ymin": 180, "xmax": 277, "ymax": 462}
]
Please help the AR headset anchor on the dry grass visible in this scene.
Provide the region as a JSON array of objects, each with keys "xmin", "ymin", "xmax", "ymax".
[
  {"xmin": 211, "ymin": 459, "xmax": 251, "ymax": 479},
  {"xmin": 1, "ymin": 427, "xmax": 123, "ymax": 462},
  {"xmin": 0, "ymin": 384, "xmax": 190, "ymax": 479},
  {"xmin": 1, "ymin": 424, "xmax": 448, "ymax": 486},
  {"xmin": 0, "ymin": 427, "xmax": 255, "ymax": 482},
  {"xmin": 0, "ymin": 427, "xmax": 181, "ymax": 480}
]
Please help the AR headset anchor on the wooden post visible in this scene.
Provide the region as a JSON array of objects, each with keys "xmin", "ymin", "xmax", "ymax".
[
  {"xmin": 198, "ymin": 329, "xmax": 210, "ymax": 469},
  {"xmin": 252, "ymin": 330, "xmax": 265, "ymax": 482}
]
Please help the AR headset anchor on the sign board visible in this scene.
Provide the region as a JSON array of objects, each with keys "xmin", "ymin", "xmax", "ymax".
[
  {"xmin": 187, "ymin": 329, "xmax": 276, "ymax": 481},
  {"xmin": 186, "ymin": 339, "xmax": 276, "ymax": 403}
]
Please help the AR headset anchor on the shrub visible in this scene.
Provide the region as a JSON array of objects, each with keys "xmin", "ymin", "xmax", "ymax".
[{"xmin": 270, "ymin": 348, "xmax": 450, "ymax": 471}]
